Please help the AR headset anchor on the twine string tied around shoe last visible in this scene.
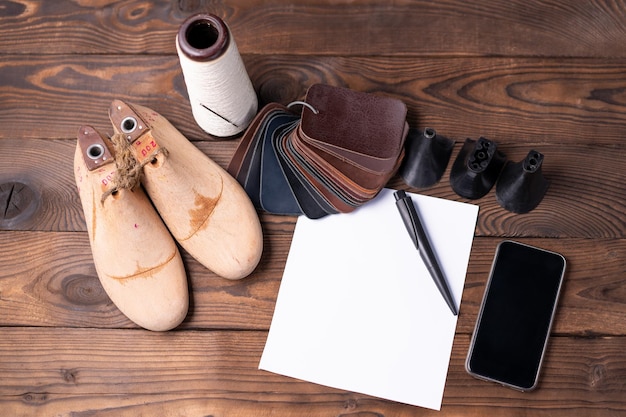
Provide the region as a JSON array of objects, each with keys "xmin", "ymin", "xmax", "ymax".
[{"xmin": 101, "ymin": 132, "xmax": 169, "ymax": 203}]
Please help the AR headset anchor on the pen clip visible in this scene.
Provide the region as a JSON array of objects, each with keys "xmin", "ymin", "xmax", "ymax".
[{"xmin": 394, "ymin": 190, "xmax": 420, "ymax": 250}]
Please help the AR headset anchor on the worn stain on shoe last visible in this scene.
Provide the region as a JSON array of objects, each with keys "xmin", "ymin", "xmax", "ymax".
[
  {"xmin": 109, "ymin": 250, "xmax": 179, "ymax": 281},
  {"xmin": 184, "ymin": 186, "xmax": 222, "ymax": 240}
]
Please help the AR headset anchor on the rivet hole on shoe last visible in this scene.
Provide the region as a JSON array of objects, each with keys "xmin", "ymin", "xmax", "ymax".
[
  {"xmin": 121, "ymin": 116, "xmax": 137, "ymax": 134},
  {"xmin": 147, "ymin": 152, "xmax": 165, "ymax": 169},
  {"xmin": 87, "ymin": 143, "xmax": 105, "ymax": 160}
]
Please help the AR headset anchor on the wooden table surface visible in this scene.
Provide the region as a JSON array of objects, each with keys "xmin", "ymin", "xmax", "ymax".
[{"xmin": 1, "ymin": 1, "xmax": 624, "ymax": 416}]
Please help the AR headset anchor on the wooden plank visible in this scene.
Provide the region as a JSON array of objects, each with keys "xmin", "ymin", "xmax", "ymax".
[
  {"xmin": 1, "ymin": 0, "xmax": 626, "ymax": 58},
  {"xmin": 2, "ymin": 55, "xmax": 626, "ymax": 145},
  {"xmin": 1, "ymin": 137, "xmax": 624, "ymax": 239},
  {"xmin": 1, "ymin": 233, "xmax": 624, "ymax": 336},
  {"xmin": 0, "ymin": 328, "xmax": 622, "ymax": 416},
  {"xmin": 459, "ymin": 238, "xmax": 626, "ymax": 337},
  {"xmin": 0, "ymin": 55, "xmax": 187, "ymax": 140},
  {"xmin": 0, "ymin": 230, "xmax": 288, "ymax": 330},
  {"xmin": 0, "ymin": 139, "xmax": 80, "ymax": 231},
  {"xmin": 0, "ymin": 138, "xmax": 236, "ymax": 232}
]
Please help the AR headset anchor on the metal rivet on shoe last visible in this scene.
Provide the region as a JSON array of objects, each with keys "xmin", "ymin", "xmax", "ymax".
[
  {"xmin": 121, "ymin": 116, "xmax": 137, "ymax": 134},
  {"xmin": 87, "ymin": 144, "xmax": 105, "ymax": 160}
]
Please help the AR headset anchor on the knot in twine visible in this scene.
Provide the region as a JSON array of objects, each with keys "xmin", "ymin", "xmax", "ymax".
[{"xmin": 101, "ymin": 133, "xmax": 169, "ymax": 203}]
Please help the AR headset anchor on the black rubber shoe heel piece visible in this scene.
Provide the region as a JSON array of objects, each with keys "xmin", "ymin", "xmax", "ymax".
[
  {"xmin": 399, "ymin": 127, "xmax": 455, "ymax": 189},
  {"xmin": 496, "ymin": 149, "xmax": 550, "ymax": 213},
  {"xmin": 450, "ymin": 137, "xmax": 507, "ymax": 199}
]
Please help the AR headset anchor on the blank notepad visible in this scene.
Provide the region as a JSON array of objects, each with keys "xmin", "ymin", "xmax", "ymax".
[{"xmin": 259, "ymin": 188, "xmax": 479, "ymax": 410}]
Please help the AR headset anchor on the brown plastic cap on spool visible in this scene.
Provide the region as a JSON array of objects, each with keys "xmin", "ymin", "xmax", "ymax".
[{"xmin": 177, "ymin": 13, "xmax": 230, "ymax": 61}]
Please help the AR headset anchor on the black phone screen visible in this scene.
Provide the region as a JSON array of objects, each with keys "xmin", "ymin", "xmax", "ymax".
[{"xmin": 466, "ymin": 240, "xmax": 566, "ymax": 390}]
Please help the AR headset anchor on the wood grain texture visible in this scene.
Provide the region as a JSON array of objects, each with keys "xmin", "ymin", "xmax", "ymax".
[
  {"xmin": 1, "ymin": 0, "xmax": 625, "ymax": 415},
  {"xmin": 1, "ymin": 0, "xmax": 626, "ymax": 57},
  {"xmin": 0, "ymin": 139, "xmax": 79, "ymax": 231},
  {"xmin": 1, "ymin": 55, "xmax": 626, "ymax": 146},
  {"xmin": 0, "ymin": 229, "xmax": 288, "ymax": 330},
  {"xmin": 1, "ymin": 232, "xmax": 624, "ymax": 336},
  {"xmin": 0, "ymin": 328, "xmax": 622, "ymax": 417},
  {"xmin": 1, "ymin": 137, "xmax": 624, "ymax": 239}
]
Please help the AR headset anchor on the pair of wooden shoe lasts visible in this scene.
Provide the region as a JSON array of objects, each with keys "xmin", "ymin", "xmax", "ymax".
[{"xmin": 74, "ymin": 100, "xmax": 263, "ymax": 331}]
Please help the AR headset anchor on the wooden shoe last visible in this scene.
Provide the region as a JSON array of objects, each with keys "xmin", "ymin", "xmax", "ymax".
[
  {"xmin": 108, "ymin": 100, "xmax": 263, "ymax": 280},
  {"xmin": 74, "ymin": 126, "xmax": 189, "ymax": 331}
]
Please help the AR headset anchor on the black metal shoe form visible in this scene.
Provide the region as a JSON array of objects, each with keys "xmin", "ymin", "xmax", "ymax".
[
  {"xmin": 399, "ymin": 127, "xmax": 455, "ymax": 189},
  {"xmin": 450, "ymin": 137, "xmax": 507, "ymax": 199},
  {"xmin": 496, "ymin": 150, "xmax": 550, "ymax": 213}
]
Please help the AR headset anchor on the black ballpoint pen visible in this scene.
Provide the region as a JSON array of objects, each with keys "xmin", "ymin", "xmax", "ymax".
[{"xmin": 394, "ymin": 190, "xmax": 459, "ymax": 315}]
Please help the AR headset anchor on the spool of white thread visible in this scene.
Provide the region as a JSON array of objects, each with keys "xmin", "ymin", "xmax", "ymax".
[{"xmin": 176, "ymin": 14, "xmax": 258, "ymax": 138}]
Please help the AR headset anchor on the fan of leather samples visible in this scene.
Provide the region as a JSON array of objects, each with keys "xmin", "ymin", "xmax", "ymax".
[{"xmin": 227, "ymin": 84, "xmax": 409, "ymax": 218}]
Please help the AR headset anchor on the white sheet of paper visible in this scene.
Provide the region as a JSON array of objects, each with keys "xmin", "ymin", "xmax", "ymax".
[{"xmin": 259, "ymin": 188, "xmax": 479, "ymax": 410}]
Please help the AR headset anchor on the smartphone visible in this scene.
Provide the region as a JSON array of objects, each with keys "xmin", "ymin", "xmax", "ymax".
[{"xmin": 466, "ymin": 240, "xmax": 566, "ymax": 391}]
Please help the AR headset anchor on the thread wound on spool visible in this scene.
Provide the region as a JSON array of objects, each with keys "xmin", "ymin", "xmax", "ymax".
[{"xmin": 176, "ymin": 13, "xmax": 258, "ymax": 138}]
